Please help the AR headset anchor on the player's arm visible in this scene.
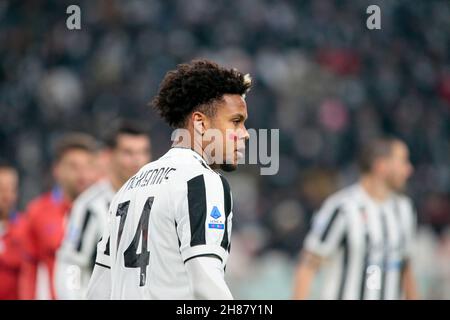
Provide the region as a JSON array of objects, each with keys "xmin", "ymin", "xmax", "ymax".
[
  {"xmin": 402, "ymin": 259, "xmax": 419, "ymax": 300},
  {"xmin": 18, "ymin": 210, "xmax": 39, "ymax": 300},
  {"xmin": 292, "ymin": 250, "xmax": 323, "ymax": 299},
  {"xmin": 177, "ymin": 173, "xmax": 233, "ymax": 300},
  {"xmin": 185, "ymin": 256, "xmax": 233, "ymax": 300},
  {"xmin": 401, "ymin": 199, "xmax": 419, "ymax": 300},
  {"xmin": 86, "ymin": 258, "xmax": 111, "ymax": 300},
  {"xmin": 55, "ymin": 202, "xmax": 99, "ymax": 299},
  {"xmin": 292, "ymin": 201, "xmax": 346, "ymax": 300},
  {"xmin": 86, "ymin": 224, "xmax": 112, "ymax": 299}
]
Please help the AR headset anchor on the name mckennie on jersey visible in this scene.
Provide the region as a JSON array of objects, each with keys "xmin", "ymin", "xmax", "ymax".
[{"xmin": 125, "ymin": 167, "xmax": 177, "ymax": 190}]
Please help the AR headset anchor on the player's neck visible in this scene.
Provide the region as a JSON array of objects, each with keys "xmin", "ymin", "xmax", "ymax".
[
  {"xmin": 171, "ymin": 132, "xmax": 211, "ymax": 165},
  {"xmin": 0, "ymin": 218, "xmax": 6, "ymax": 234},
  {"xmin": 109, "ymin": 174, "xmax": 125, "ymax": 192},
  {"xmin": 0, "ymin": 209, "xmax": 14, "ymax": 231},
  {"xmin": 60, "ymin": 188, "xmax": 76, "ymax": 203},
  {"xmin": 360, "ymin": 176, "xmax": 392, "ymax": 203}
]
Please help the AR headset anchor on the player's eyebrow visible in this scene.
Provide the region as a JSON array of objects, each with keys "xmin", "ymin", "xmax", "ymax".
[{"xmin": 230, "ymin": 113, "xmax": 247, "ymax": 121}]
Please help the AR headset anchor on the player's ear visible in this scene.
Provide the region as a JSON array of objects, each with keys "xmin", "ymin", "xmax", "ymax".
[
  {"xmin": 192, "ymin": 111, "xmax": 208, "ymax": 136},
  {"xmin": 373, "ymin": 158, "xmax": 388, "ymax": 175}
]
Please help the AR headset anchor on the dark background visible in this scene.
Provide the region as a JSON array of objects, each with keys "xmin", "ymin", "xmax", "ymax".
[{"xmin": 0, "ymin": 0, "xmax": 449, "ymax": 298}]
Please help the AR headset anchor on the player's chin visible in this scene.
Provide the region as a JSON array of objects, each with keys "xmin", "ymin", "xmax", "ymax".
[
  {"xmin": 391, "ymin": 181, "xmax": 406, "ymax": 192},
  {"xmin": 74, "ymin": 184, "xmax": 89, "ymax": 197},
  {"xmin": 220, "ymin": 151, "xmax": 243, "ymax": 172}
]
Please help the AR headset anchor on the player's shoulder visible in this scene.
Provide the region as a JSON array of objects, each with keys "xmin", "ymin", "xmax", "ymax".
[
  {"xmin": 322, "ymin": 183, "xmax": 360, "ymax": 209},
  {"xmin": 179, "ymin": 159, "xmax": 224, "ymax": 193},
  {"xmin": 157, "ymin": 149, "xmax": 230, "ymax": 205},
  {"xmin": 393, "ymin": 192, "xmax": 415, "ymax": 211},
  {"xmin": 73, "ymin": 180, "xmax": 112, "ymax": 208},
  {"xmin": 160, "ymin": 147, "xmax": 220, "ymax": 183},
  {"xmin": 393, "ymin": 192, "xmax": 412, "ymax": 203},
  {"xmin": 26, "ymin": 192, "xmax": 49, "ymax": 209},
  {"xmin": 7, "ymin": 212, "xmax": 25, "ymax": 235},
  {"xmin": 24, "ymin": 189, "xmax": 71, "ymax": 228},
  {"xmin": 25, "ymin": 191, "xmax": 55, "ymax": 216}
]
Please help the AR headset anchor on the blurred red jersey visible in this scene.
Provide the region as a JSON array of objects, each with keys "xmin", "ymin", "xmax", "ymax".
[
  {"xmin": 0, "ymin": 212, "xmax": 24, "ymax": 300},
  {"xmin": 19, "ymin": 187, "xmax": 71, "ymax": 300}
]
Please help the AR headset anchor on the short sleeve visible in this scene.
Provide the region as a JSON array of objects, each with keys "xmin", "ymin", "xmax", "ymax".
[
  {"xmin": 57, "ymin": 201, "xmax": 101, "ymax": 268},
  {"xmin": 93, "ymin": 216, "xmax": 111, "ymax": 269},
  {"xmin": 86, "ymin": 226, "xmax": 112, "ymax": 299},
  {"xmin": 176, "ymin": 173, "xmax": 232, "ymax": 264},
  {"xmin": 303, "ymin": 199, "xmax": 347, "ymax": 258}
]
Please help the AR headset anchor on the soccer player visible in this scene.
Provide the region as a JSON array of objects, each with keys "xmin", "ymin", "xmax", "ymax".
[
  {"xmin": 293, "ymin": 137, "xmax": 419, "ymax": 300},
  {"xmin": 87, "ymin": 59, "xmax": 251, "ymax": 299},
  {"xmin": 0, "ymin": 162, "xmax": 22, "ymax": 299},
  {"xmin": 19, "ymin": 134, "xmax": 98, "ymax": 300},
  {"xmin": 55, "ymin": 123, "xmax": 151, "ymax": 299}
]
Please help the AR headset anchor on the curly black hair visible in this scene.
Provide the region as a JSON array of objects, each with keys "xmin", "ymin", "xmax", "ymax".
[{"xmin": 152, "ymin": 59, "xmax": 252, "ymax": 128}]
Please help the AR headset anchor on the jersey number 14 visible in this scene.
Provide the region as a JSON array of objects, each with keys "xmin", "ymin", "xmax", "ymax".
[{"xmin": 114, "ymin": 197, "xmax": 153, "ymax": 287}]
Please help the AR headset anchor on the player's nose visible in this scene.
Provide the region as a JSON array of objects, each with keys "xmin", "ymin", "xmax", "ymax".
[{"xmin": 241, "ymin": 126, "xmax": 250, "ymax": 141}]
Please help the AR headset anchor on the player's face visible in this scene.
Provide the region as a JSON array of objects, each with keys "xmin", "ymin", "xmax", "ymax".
[
  {"xmin": 209, "ymin": 94, "xmax": 249, "ymax": 171},
  {"xmin": 54, "ymin": 149, "xmax": 97, "ymax": 201},
  {"xmin": 0, "ymin": 169, "xmax": 18, "ymax": 218},
  {"xmin": 111, "ymin": 134, "xmax": 151, "ymax": 184},
  {"xmin": 384, "ymin": 142, "xmax": 413, "ymax": 192}
]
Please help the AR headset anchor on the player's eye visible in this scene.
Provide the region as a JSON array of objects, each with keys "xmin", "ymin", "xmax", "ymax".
[{"xmin": 232, "ymin": 119, "xmax": 241, "ymax": 125}]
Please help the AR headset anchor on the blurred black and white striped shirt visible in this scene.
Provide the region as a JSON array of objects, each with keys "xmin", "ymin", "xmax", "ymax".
[
  {"xmin": 304, "ymin": 183, "xmax": 417, "ymax": 300},
  {"xmin": 55, "ymin": 180, "xmax": 115, "ymax": 299}
]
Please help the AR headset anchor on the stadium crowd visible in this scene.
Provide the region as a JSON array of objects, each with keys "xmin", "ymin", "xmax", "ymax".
[{"xmin": 0, "ymin": 0, "xmax": 449, "ymax": 299}]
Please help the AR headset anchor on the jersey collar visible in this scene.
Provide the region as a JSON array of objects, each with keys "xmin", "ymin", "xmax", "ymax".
[
  {"xmin": 169, "ymin": 147, "xmax": 215, "ymax": 172},
  {"xmin": 356, "ymin": 182, "xmax": 395, "ymax": 207}
]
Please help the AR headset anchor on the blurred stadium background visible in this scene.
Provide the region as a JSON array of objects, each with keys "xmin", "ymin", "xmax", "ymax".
[{"xmin": 1, "ymin": 0, "xmax": 449, "ymax": 299}]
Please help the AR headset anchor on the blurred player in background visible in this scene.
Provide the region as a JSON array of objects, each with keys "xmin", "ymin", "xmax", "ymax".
[
  {"xmin": 19, "ymin": 134, "xmax": 98, "ymax": 300},
  {"xmin": 55, "ymin": 123, "xmax": 151, "ymax": 299},
  {"xmin": 293, "ymin": 137, "xmax": 419, "ymax": 300},
  {"xmin": 87, "ymin": 59, "xmax": 251, "ymax": 299},
  {"xmin": 0, "ymin": 162, "xmax": 22, "ymax": 299}
]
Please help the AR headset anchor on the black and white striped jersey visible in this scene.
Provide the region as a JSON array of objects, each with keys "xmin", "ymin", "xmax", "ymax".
[
  {"xmin": 304, "ymin": 183, "xmax": 417, "ymax": 300},
  {"xmin": 90, "ymin": 147, "xmax": 233, "ymax": 299},
  {"xmin": 55, "ymin": 180, "xmax": 115, "ymax": 299}
]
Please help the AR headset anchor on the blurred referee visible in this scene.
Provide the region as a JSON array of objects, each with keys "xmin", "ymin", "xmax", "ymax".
[{"xmin": 293, "ymin": 137, "xmax": 419, "ymax": 300}]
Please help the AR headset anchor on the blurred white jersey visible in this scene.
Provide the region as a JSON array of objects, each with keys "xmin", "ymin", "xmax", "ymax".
[
  {"xmin": 91, "ymin": 147, "xmax": 233, "ymax": 299},
  {"xmin": 55, "ymin": 180, "xmax": 115, "ymax": 299},
  {"xmin": 304, "ymin": 183, "xmax": 417, "ymax": 300}
]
